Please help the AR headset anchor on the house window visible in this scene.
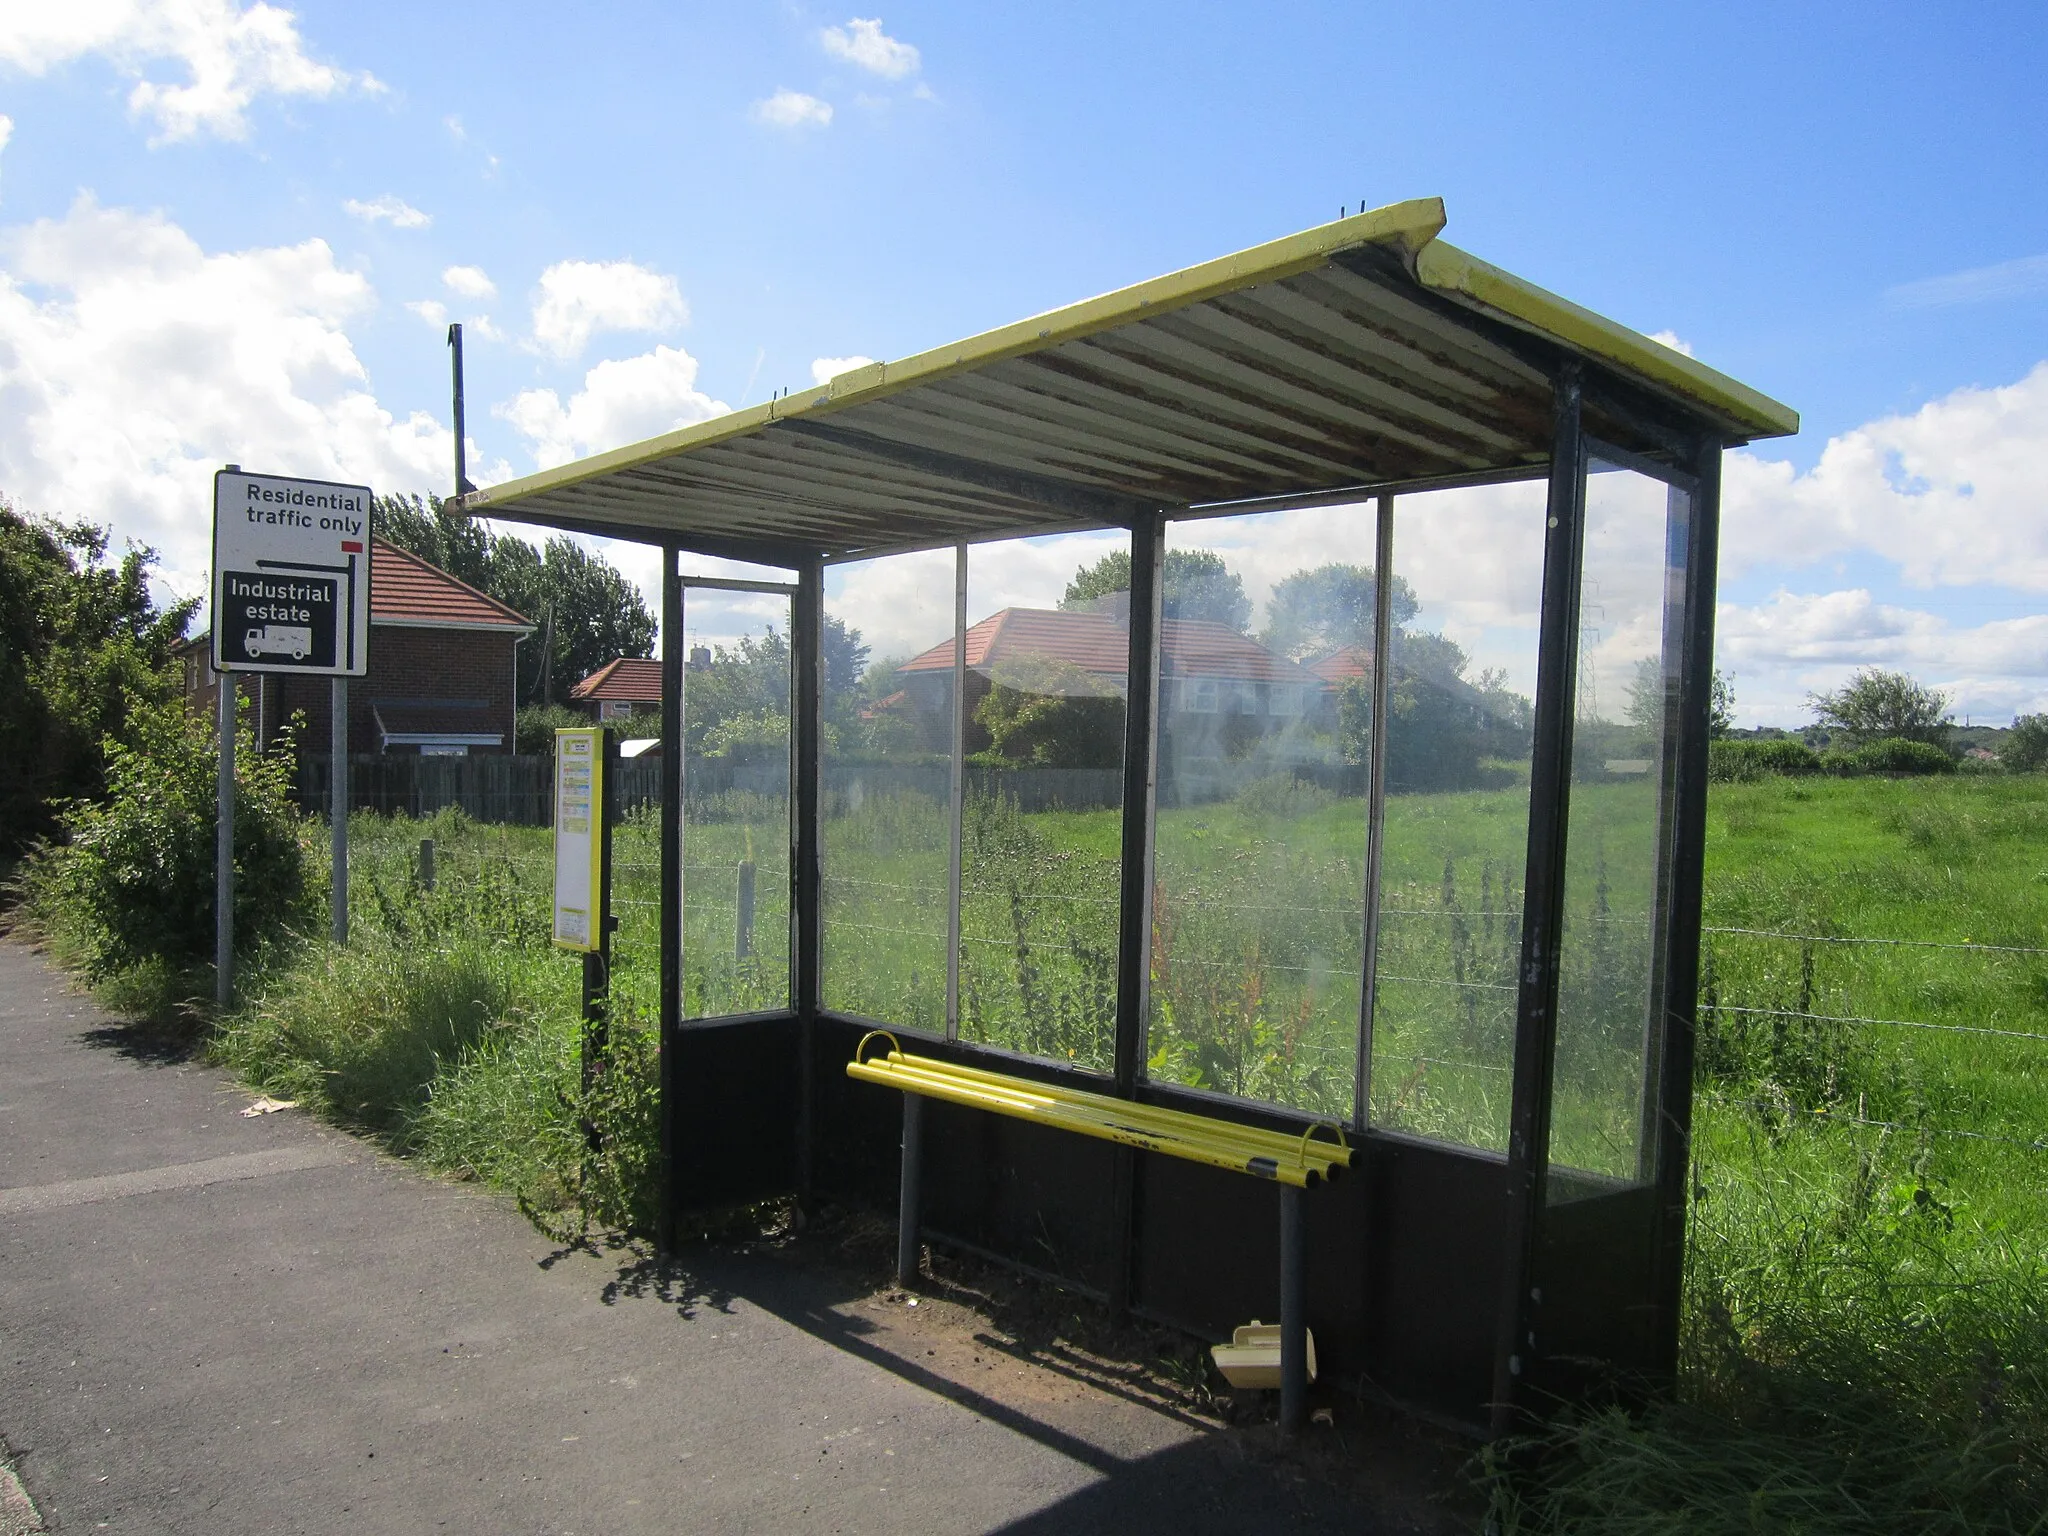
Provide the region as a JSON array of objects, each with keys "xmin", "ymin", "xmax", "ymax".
[
  {"xmin": 1229, "ymin": 681, "xmax": 1259, "ymax": 716},
  {"xmin": 1186, "ymin": 679, "xmax": 1219, "ymax": 714},
  {"xmin": 602, "ymin": 699, "xmax": 634, "ymax": 720},
  {"xmin": 1268, "ymin": 684, "xmax": 1301, "ymax": 716}
]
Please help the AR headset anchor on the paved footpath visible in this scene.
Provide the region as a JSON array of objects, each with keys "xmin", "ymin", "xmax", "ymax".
[{"xmin": 0, "ymin": 939, "xmax": 1461, "ymax": 1535}]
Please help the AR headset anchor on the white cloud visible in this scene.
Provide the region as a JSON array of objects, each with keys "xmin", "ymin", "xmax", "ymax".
[
  {"xmin": 0, "ymin": 195, "xmax": 493, "ymax": 607},
  {"xmin": 1722, "ymin": 361, "xmax": 2048, "ymax": 591},
  {"xmin": 0, "ymin": 0, "xmax": 372, "ymax": 143},
  {"xmin": 527, "ymin": 259, "xmax": 686, "ymax": 359},
  {"xmin": 810, "ymin": 354, "xmax": 875, "ymax": 386},
  {"xmin": 405, "ymin": 298, "xmax": 447, "ymax": 328},
  {"xmin": 1717, "ymin": 588, "xmax": 2048, "ymax": 723},
  {"xmin": 820, "ymin": 18, "xmax": 920, "ymax": 78},
  {"xmin": 1649, "ymin": 329, "xmax": 1694, "ymax": 357},
  {"xmin": 442, "ymin": 263, "xmax": 495, "ymax": 299},
  {"xmin": 752, "ymin": 89, "xmax": 833, "ymax": 129},
  {"xmin": 343, "ymin": 194, "xmax": 428, "ymax": 229},
  {"xmin": 0, "ymin": 115, "xmax": 13, "ymax": 191},
  {"xmin": 1887, "ymin": 253, "xmax": 2048, "ymax": 309},
  {"xmin": 499, "ymin": 344, "xmax": 728, "ymax": 470}
]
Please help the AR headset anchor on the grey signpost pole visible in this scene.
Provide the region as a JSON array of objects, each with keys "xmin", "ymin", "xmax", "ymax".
[
  {"xmin": 331, "ymin": 676, "xmax": 349, "ymax": 943},
  {"xmin": 212, "ymin": 465, "xmax": 373, "ymax": 996},
  {"xmin": 215, "ymin": 675, "xmax": 236, "ymax": 1006}
]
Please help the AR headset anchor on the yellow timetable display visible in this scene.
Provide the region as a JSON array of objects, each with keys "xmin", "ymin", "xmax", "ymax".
[{"xmin": 552, "ymin": 728, "xmax": 605, "ymax": 950}]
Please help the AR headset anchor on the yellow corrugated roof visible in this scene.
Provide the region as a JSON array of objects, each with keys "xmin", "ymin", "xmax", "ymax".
[{"xmin": 465, "ymin": 198, "xmax": 1794, "ymax": 558}]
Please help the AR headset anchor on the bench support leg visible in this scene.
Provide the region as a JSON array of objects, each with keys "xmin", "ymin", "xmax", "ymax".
[
  {"xmin": 1280, "ymin": 1183, "xmax": 1307, "ymax": 1435},
  {"xmin": 897, "ymin": 1093, "xmax": 924, "ymax": 1289}
]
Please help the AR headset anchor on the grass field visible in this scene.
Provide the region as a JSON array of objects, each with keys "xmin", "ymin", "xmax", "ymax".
[{"xmin": 53, "ymin": 769, "xmax": 2044, "ymax": 1527}]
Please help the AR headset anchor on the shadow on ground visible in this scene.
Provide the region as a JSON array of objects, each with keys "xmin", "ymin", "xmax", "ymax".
[{"xmin": 553, "ymin": 1209, "xmax": 1481, "ymax": 1535}]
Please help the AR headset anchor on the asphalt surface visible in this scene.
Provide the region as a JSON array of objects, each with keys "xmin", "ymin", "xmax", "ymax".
[{"xmin": 0, "ymin": 938, "xmax": 1466, "ymax": 1534}]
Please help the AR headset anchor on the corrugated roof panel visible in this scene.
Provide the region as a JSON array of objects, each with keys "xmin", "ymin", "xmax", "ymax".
[{"xmin": 464, "ymin": 199, "xmax": 1795, "ymax": 555}]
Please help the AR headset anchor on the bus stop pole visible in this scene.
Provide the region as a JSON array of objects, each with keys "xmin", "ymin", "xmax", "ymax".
[
  {"xmin": 331, "ymin": 676, "xmax": 349, "ymax": 944},
  {"xmin": 215, "ymin": 675, "xmax": 236, "ymax": 1007}
]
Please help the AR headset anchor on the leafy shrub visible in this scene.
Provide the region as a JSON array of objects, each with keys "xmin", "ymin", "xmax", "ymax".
[
  {"xmin": 1709, "ymin": 739, "xmax": 1822, "ymax": 782},
  {"xmin": 1808, "ymin": 667, "xmax": 1953, "ymax": 748},
  {"xmin": 514, "ymin": 703, "xmax": 589, "ymax": 754},
  {"xmin": 1843, "ymin": 737, "xmax": 1955, "ymax": 777},
  {"xmin": 27, "ymin": 697, "xmax": 312, "ymax": 978},
  {"xmin": 0, "ymin": 504, "xmax": 195, "ymax": 853},
  {"xmin": 2005, "ymin": 714, "xmax": 2048, "ymax": 772},
  {"xmin": 1230, "ymin": 772, "xmax": 1336, "ymax": 819}
]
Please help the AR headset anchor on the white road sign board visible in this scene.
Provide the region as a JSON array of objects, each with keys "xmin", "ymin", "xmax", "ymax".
[{"xmin": 211, "ymin": 468, "xmax": 373, "ymax": 676}]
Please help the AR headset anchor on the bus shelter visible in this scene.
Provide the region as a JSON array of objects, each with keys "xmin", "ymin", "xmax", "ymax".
[{"xmin": 466, "ymin": 197, "xmax": 1797, "ymax": 1435}]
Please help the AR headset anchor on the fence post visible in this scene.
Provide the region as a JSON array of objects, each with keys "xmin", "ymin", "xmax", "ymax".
[
  {"xmin": 419, "ymin": 837, "xmax": 436, "ymax": 891},
  {"xmin": 735, "ymin": 859, "xmax": 756, "ymax": 961}
]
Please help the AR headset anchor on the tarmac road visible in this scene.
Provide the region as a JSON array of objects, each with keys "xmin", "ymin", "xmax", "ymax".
[{"xmin": 0, "ymin": 937, "xmax": 1463, "ymax": 1534}]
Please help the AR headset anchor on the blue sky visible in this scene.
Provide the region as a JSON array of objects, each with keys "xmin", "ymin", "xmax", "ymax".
[{"xmin": 2, "ymin": 2, "xmax": 2045, "ymax": 723}]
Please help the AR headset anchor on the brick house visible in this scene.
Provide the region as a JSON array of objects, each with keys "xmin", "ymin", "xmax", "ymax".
[
  {"xmin": 176, "ymin": 538, "xmax": 534, "ymax": 755},
  {"xmin": 889, "ymin": 605, "xmax": 1325, "ymax": 759},
  {"xmin": 570, "ymin": 648, "xmax": 711, "ymax": 722}
]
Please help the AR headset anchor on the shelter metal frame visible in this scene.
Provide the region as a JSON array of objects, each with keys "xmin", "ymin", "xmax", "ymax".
[{"xmin": 472, "ymin": 198, "xmax": 1793, "ymax": 1434}]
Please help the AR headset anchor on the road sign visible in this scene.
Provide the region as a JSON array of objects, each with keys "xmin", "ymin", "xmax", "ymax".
[{"xmin": 211, "ymin": 468, "xmax": 373, "ymax": 676}]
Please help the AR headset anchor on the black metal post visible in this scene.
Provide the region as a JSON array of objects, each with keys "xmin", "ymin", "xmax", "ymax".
[
  {"xmin": 1491, "ymin": 361, "xmax": 1588, "ymax": 1437},
  {"xmin": 792, "ymin": 553, "xmax": 825, "ymax": 1212},
  {"xmin": 657, "ymin": 545, "xmax": 683, "ymax": 1253},
  {"xmin": 447, "ymin": 324, "xmax": 475, "ymax": 497},
  {"xmin": 1279, "ymin": 1184, "xmax": 1308, "ymax": 1435},
  {"xmin": 1109, "ymin": 510, "xmax": 1164, "ymax": 1321},
  {"xmin": 896, "ymin": 1093, "xmax": 925, "ymax": 1288},
  {"xmin": 1646, "ymin": 436, "xmax": 1724, "ymax": 1384}
]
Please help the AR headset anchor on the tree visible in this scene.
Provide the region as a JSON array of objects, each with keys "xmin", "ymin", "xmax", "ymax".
[
  {"xmin": 1061, "ymin": 549, "xmax": 1251, "ymax": 631},
  {"xmin": 1624, "ymin": 658, "xmax": 1736, "ymax": 738},
  {"xmin": 370, "ymin": 493, "xmax": 493, "ymax": 591},
  {"xmin": 489, "ymin": 536, "xmax": 658, "ymax": 706},
  {"xmin": 1809, "ymin": 668, "xmax": 1952, "ymax": 748},
  {"xmin": 0, "ymin": 503, "xmax": 196, "ymax": 853},
  {"xmin": 1260, "ymin": 563, "xmax": 1419, "ymax": 660},
  {"xmin": 2005, "ymin": 714, "xmax": 2048, "ymax": 772},
  {"xmin": 973, "ymin": 656, "xmax": 1123, "ymax": 769}
]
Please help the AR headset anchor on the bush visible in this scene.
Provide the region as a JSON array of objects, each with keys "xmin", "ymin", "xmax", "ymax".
[
  {"xmin": 26, "ymin": 696, "xmax": 313, "ymax": 979},
  {"xmin": 0, "ymin": 504, "xmax": 195, "ymax": 854},
  {"xmin": 1708, "ymin": 739, "xmax": 1821, "ymax": 782},
  {"xmin": 514, "ymin": 703, "xmax": 589, "ymax": 754},
  {"xmin": 1843, "ymin": 737, "xmax": 1955, "ymax": 777},
  {"xmin": 2005, "ymin": 714, "xmax": 2048, "ymax": 772}
]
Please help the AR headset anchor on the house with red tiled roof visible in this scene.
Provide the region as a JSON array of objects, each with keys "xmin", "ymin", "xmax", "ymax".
[
  {"xmin": 177, "ymin": 538, "xmax": 534, "ymax": 755},
  {"xmin": 1307, "ymin": 644, "xmax": 1373, "ymax": 687},
  {"xmin": 890, "ymin": 606, "xmax": 1325, "ymax": 757},
  {"xmin": 571, "ymin": 656, "xmax": 662, "ymax": 721}
]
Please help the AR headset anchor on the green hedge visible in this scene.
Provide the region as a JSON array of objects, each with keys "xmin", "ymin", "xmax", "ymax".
[
  {"xmin": 1710, "ymin": 736, "xmax": 1956, "ymax": 783},
  {"xmin": 1708, "ymin": 739, "xmax": 1822, "ymax": 782},
  {"xmin": 1832, "ymin": 737, "xmax": 1955, "ymax": 776}
]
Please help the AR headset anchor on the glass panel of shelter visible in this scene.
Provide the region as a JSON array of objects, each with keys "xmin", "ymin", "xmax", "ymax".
[
  {"xmin": 1149, "ymin": 505, "xmax": 1374, "ymax": 1121},
  {"xmin": 821, "ymin": 548, "xmax": 956, "ymax": 1034},
  {"xmin": 678, "ymin": 581, "xmax": 793, "ymax": 1019},
  {"xmin": 955, "ymin": 530, "xmax": 1128, "ymax": 1073},
  {"xmin": 807, "ymin": 465, "xmax": 1689, "ymax": 1172},
  {"xmin": 1545, "ymin": 457, "xmax": 1691, "ymax": 1197},
  {"xmin": 1361, "ymin": 480, "xmax": 1548, "ymax": 1148}
]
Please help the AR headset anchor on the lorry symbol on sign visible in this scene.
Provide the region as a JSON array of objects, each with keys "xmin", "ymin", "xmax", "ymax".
[{"xmin": 244, "ymin": 624, "xmax": 313, "ymax": 660}]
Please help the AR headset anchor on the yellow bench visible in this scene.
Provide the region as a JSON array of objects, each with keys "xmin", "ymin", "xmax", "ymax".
[
  {"xmin": 847, "ymin": 1030, "xmax": 1348, "ymax": 1430},
  {"xmin": 847, "ymin": 1033, "xmax": 1351, "ymax": 1188}
]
